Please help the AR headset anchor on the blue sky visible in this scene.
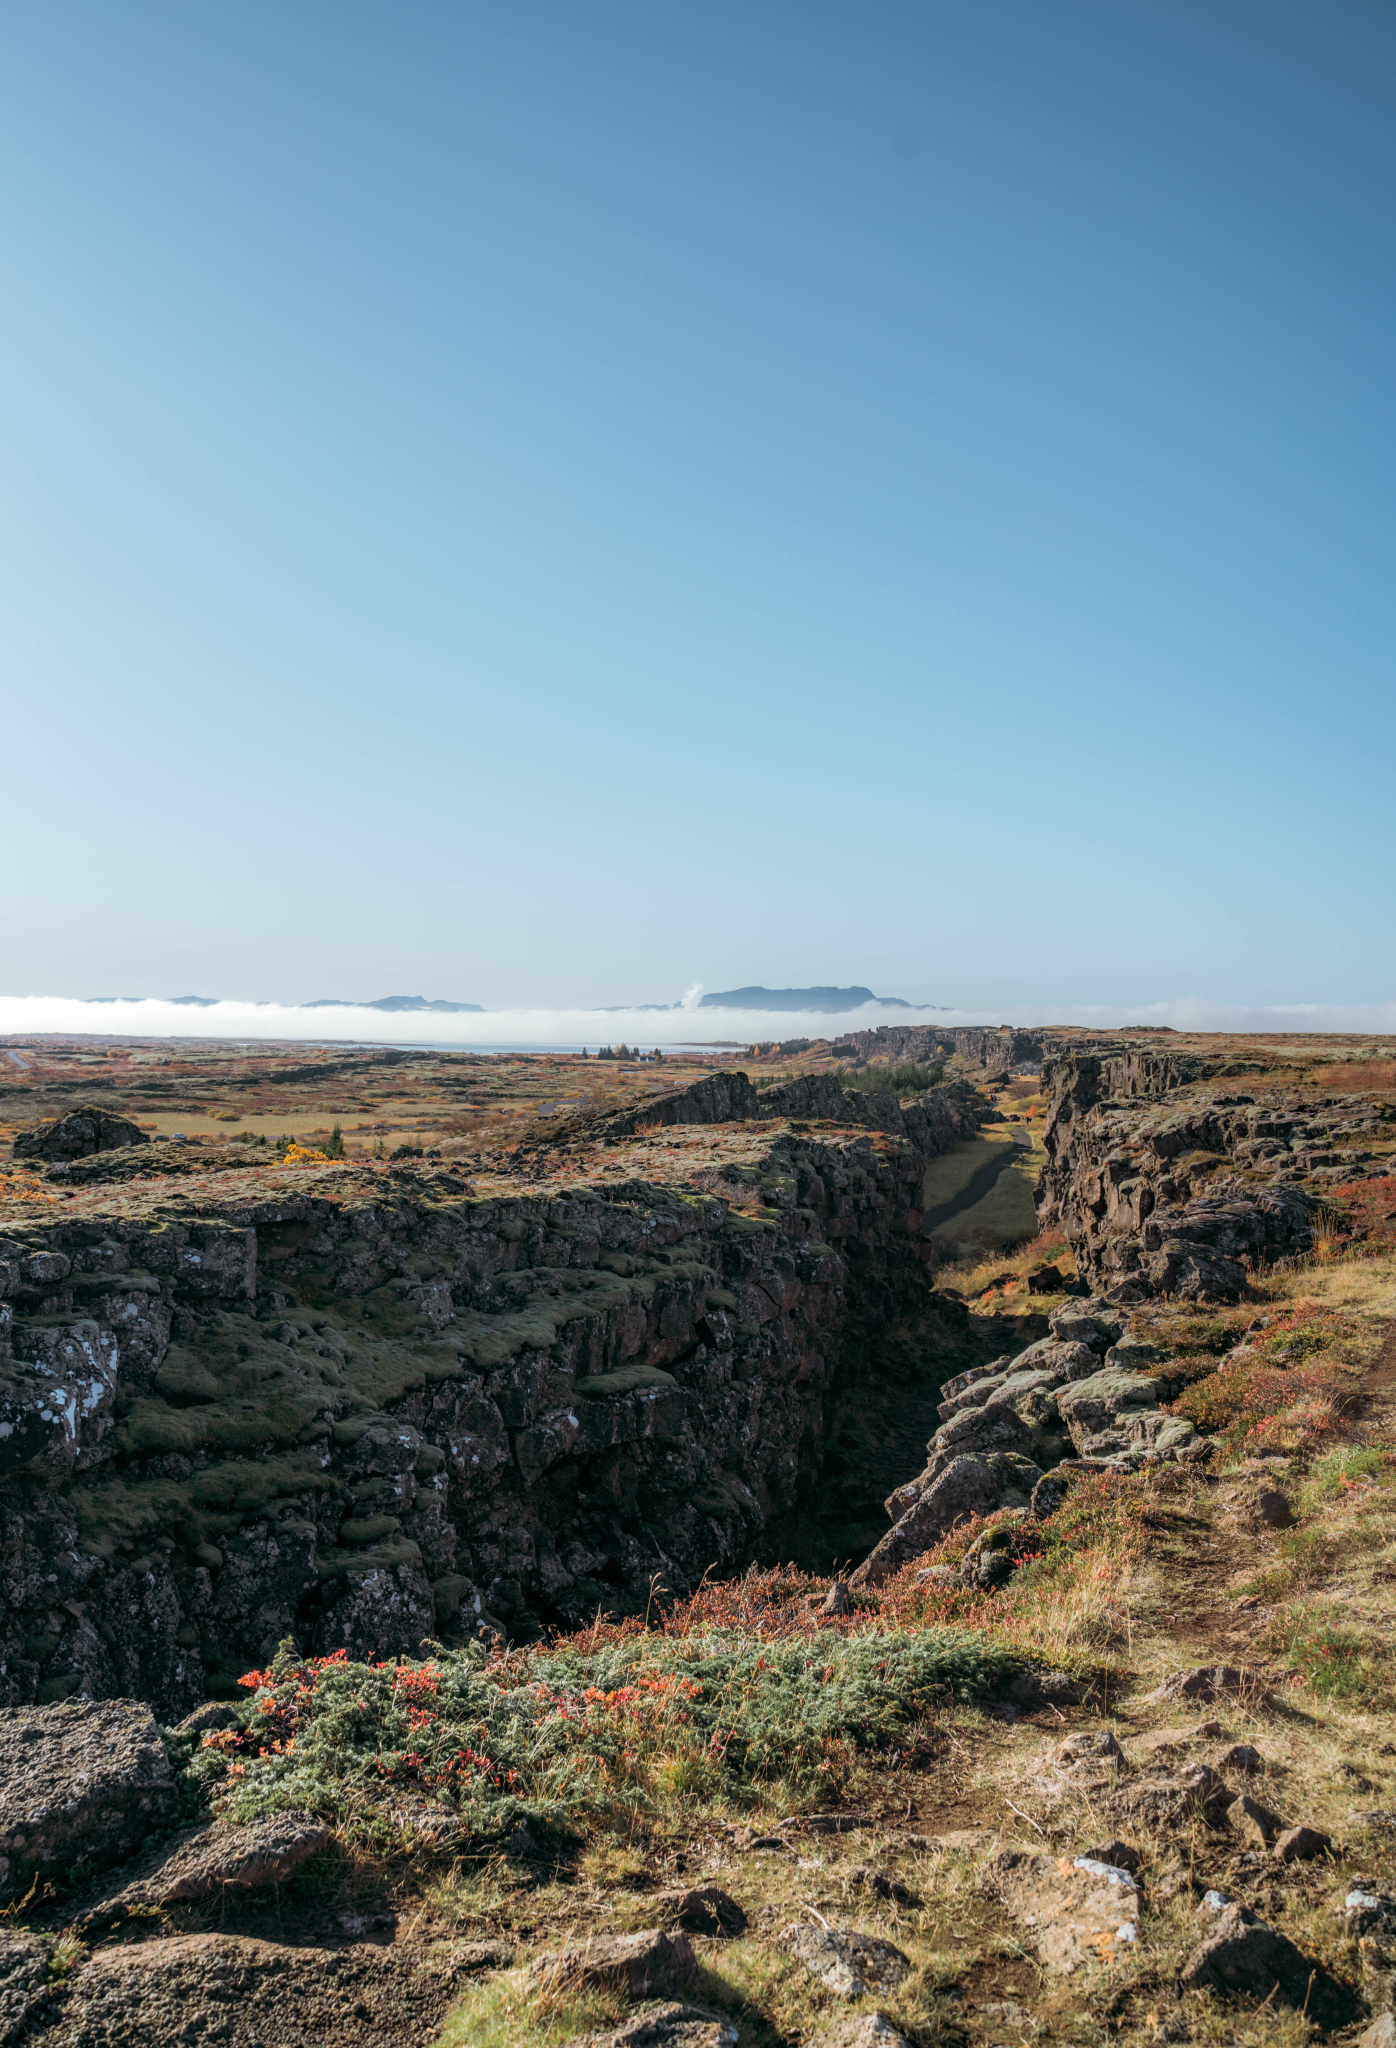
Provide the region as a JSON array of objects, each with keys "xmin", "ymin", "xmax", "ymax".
[{"xmin": 3, "ymin": 1, "xmax": 1393, "ymax": 1012}]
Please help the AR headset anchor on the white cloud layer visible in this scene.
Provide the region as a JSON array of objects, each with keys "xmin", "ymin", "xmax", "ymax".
[{"xmin": 2, "ymin": 993, "xmax": 1395, "ymax": 1048}]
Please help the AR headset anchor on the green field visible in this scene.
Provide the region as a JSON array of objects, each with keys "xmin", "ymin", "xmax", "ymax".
[{"xmin": 923, "ymin": 1127, "xmax": 1041, "ymax": 1251}]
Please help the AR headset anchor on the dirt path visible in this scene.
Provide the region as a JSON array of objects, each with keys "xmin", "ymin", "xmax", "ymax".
[{"xmin": 1138, "ymin": 1313, "xmax": 1396, "ymax": 1672}]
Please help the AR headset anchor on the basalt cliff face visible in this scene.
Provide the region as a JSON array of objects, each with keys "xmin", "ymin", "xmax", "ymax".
[
  {"xmin": 0, "ymin": 1075, "xmax": 984, "ymax": 1718},
  {"xmin": 832, "ymin": 1024, "xmax": 1042, "ymax": 1071},
  {"xmin": 1037, "ymin": 1050, "xmax": 1391, "ymax": 1302},
  {"xmin": 838, "ymin": 1051, "xmax": 1396, "ymax": 1592}
]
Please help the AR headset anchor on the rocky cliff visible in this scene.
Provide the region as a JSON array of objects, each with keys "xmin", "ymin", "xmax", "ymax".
[
  {"xmin": 848, "ymin": 1293, "xmax": 1201, "ymax": 1588},
  {"xmin": 0, "ymin": 1075, "xmax": 986, "ymax": 1719},
  {"xmin": 1036, "ymin": 1050, "xmax": 1392, "ymax": 1302},
  {"xmin": 832, "ymin": 1047, "xmax": 1396, "ymax": 1592},
  {"xmin": 831, "ymin": 1025, "xmax": 1042, "ymax": 1071}
]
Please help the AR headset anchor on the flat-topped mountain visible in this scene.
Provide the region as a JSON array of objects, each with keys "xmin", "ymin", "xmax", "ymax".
[{"xmin": 700, "ymin": 984, "xmax": 911, "ymax": 1011}]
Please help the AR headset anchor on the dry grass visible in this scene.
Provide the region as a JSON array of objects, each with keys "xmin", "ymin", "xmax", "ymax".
[
  {"xmin": 937, "ymin": 1228, "xmax": 1076, "ymax": 1303},
  {"xmin": 433, "ymin": 1243, "xmax": 1396, "ymax": 2042}
]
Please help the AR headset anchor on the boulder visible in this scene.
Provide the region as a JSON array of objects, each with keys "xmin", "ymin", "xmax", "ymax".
[
  {"xmin": 1227, "ymin": 1793, "xmax": 1284, "ymax": 1848},
  {"xmin": 982, "ymin": 1369, "xmax": 1068, "ymax": 1427},
  {"xmin": 1129, "ymin": 1414, "xmax": 1200, "ymax": 1463},
  {"xmin": 644, "ymin": 1886, "xmax": 747, "ymax": 1937},
  {"xmin": 917, "ymin": 1402, "xmax": 1054, "ymax": 1485},
  {"xmin": 936, "ymin": 1357, "xmax": 1014, "ymax": 1408},
  {"xmin": 990, "ymin": 1847, "xmax": 1140, "ymax": 1972},
  {"xmin": 1147, "ymin": 1664, "xmax": 1257, "ymax": 1706},
  {"xmin": 1344, "ymin": 1888, "xmax": 1396, "ymax": 1937},
  {"xmin": 1011, "ymin": 1338, "xmax": 1103, "ymax": 1382},
  {"xmin": 1179, "ymin": 1901, "xmax": 1314, "ymax": 2004},
  {"xmin": 775, "ymin": 1923, "xmax": 910, "ymax": 2000},
  {"xmin": 0, "ymin": 1699, "xmax": 177, "ymax": 1899},
  {"xmin": 13, "ymin": 1108, "xmax": 149, "ymax": 1163},
  {"xmin": 1274, "ymin": 1824, "xmax": 1334, "ymax": 1863},
  {"xmin": 806, "ymin": 2017, "xmax": 913, "ymax": 2048},
  {"xmin": 850, "ymin": 1453, "xmax": 1040, "ymax": 1589},
  {"xmin": 936, "ymin": 1371, "xmax": 1011, "ymax": 1424},
  {"xmin": 1029, "ymin": 1470, "xmax": 1073, "ymax": 1519},
  {"xmin": 1254, "ymin": 1487, "xmax": 1294, "ymax": 1530},
  {"xmin": 565, "ymin": 2005, "xmax": 739, "ymax": 2048},
  {"xmin": 1359, "ymin": 2020, "xmax": 1396, "ymax": 2048},
  {"xmin": 1113, "ymin": 1765, "xmax": 1232, "ymax": 1830},
  {"xmin": 526, "ymin": 1931, "xmax": 697, "ymax": 2000},
  {"xmin": 80, "ymin": 1813, "xmax": 333, "ymax": 1924},
  {"xmin": 1078, "ymin": 1838, "xmax": 1140, "ymax": 1872},
  {"xmin": 1048, "ymin": 1302, "xmax": 1124, "ymax": 1347},
  {"xmin": 1056, "ymin": 1369, "xmax": 1158, "ymax": 1453},
  {"xmin": 30, "ymin": 1929, "xmax": 474, "ymax": 2045}
]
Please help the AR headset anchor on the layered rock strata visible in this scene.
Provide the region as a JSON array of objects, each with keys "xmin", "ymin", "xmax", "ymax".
[
  {"xmin": 1037, "ymin": 1053, "xmax": 1393, "ymax": 1302},
  {"xmin": 0, "ymin": 1076, "xmax": 983, "ymax": 1717}
]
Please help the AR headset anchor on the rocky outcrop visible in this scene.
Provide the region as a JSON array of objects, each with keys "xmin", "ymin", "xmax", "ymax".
[
  {"xmin": 0, "ymin": 1699, "xmax": 178, "ymax": 1898},
  {"xmin": 566, "ymin": 2004, "xmax": 739, "ymax": 2048},
  {"xmin": 79, "ymin": 1813, "xmax": 332, "ymax": 1923},
  {"xmin": 990, "ymin": 1846, "xmax": 1141, "ymax": 1973},
  {"xmin": 31, "ymin": 1929, "xmax": 476, "ymax": 2047},
  {"xmin": 526, "ymin": 1930, "xmax": 697, "ymax": 1999},
  {"xmin": 850, "ymin": 1298, "xmax": 1203, "ymax": 1588},
  {"xmin": 829, "ymin": 1026, "xmax": 1042, "ymax": 1072},
  {"xmin": 14, "ymin": 1108, "xmax": 149, "ymax": 1164},
  {"xmin": 0, "ymin": 1084, "xmax": 985, "ymax": 1718},
  {"xmin": 1035, "ymin": 1053, "xmax": 1392, "ymax": 1301},
  {"xmin": 775, "ymin": 1922, "xmax": 911, "ymax": 2001},
  {"xmin": 1180, "ymin": 1902, "xmax": 1318, "ymax": 2006},
  {"xmin": 585, "ymin": 1069, "xmax": 984, "ymax": 1147}
]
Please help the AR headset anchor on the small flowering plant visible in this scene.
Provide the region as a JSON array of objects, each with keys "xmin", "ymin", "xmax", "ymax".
[{"xmin": 189, "ymin": 1617, "xmax": 1018, "ymax": 1837}]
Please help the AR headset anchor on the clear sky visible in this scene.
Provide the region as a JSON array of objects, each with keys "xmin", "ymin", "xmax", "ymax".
[{"xmin": 3, "ymin": 1, "xmax": 1393, "ymax": 1014}]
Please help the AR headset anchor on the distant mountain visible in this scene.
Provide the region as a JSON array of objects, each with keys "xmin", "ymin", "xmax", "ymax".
[
  {"xmin": 699, "ymin": 986, "xmax": 910, "ymax": 1012},
  {"xmin": 302, "ymin": 995, "xmax": 485, "ymax": 1014},
  {"xmin": 79, "ymin": 994, "xmax": 486, "ymax": 1013}
]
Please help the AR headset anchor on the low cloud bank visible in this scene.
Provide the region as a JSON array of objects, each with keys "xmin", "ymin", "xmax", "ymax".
[{"xmin": 1, "ymin": 993, "xmax": 1395, "ymax": 1048}]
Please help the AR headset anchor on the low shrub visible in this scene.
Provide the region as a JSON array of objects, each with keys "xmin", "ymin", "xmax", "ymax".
[
  {"xmin": 1325, "ymin": 1176, "xmax": 1396, "ymax": 1252},
  {"xmin": 873, "ymin": 1471, "xmax": 1151, "ymax": 1663},
  {"xmin": 937, "ymin": 1229, "xmax": 1071, "ymax": 1299},
  {"xmin": 193, "ymin": 1619, "xmax": 1022, "ymax": 1840},
  {"xmin": 1173, "ymin": 1356, "xmax": 1352, "ymax": 1451},
  {"xmin": 1281, "ymin": 1609, "xmax": 1386, "ymax": 1705},
  {"xmin": 1170, "ymin": 1302, "xmax": 1362, "ymax": 1452}
]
